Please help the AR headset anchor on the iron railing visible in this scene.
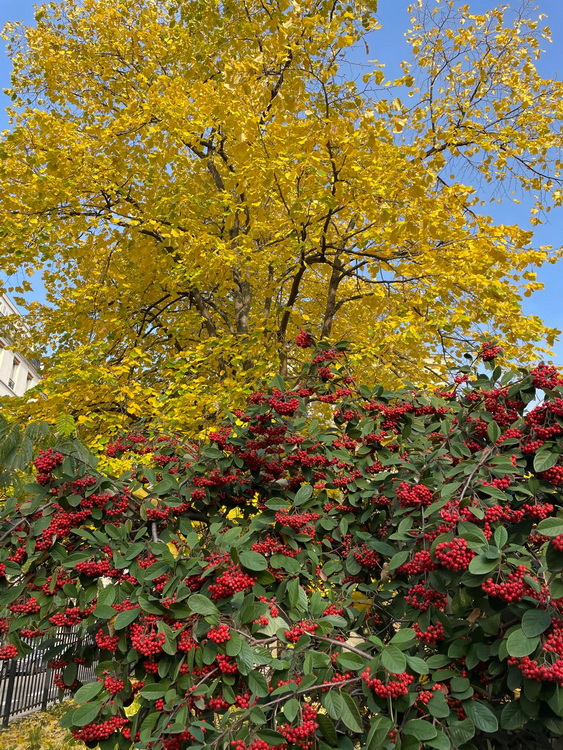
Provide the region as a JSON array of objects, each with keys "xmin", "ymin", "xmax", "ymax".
[{"xmin": 0, "ymin": 628, "xmax": 97, "ymax": 726}]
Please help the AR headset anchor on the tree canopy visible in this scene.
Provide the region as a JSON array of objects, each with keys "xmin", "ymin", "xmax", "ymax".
[
  {"xmin": 0, "ymin": 0, "xmax": 562, "ymax": 432},
  {"xmin": 3, "ymin": 340, "xmax": 563, "ymax": 749}
]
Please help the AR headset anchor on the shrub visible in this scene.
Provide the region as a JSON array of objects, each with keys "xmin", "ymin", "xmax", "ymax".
[{"xmin": 2, "ymin": 341, "xmax": 563, "ymax": 749}]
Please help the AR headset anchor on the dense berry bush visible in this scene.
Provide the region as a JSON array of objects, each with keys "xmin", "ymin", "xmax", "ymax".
[{"xmin": 2, "ymin": 340, "xmax": 563, "ymax": 749}]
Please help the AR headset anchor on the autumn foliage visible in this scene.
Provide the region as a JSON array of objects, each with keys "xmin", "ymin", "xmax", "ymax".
[
  {"xmin": 0, "ymin": 0, "xmax": 562, "ymax": 433},
  {"xmin": 1, "ymin": 339, "xmax": 563, "ymax": 748}
]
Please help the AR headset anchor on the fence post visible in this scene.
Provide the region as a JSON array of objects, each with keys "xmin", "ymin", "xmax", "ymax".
[
  {"xmin": 2, "ymin": 658, "xmax": 17, "ymax": 727},
  {"xmin": 40, "ymin": 664, "xmax": 52, "ymax": 712}
]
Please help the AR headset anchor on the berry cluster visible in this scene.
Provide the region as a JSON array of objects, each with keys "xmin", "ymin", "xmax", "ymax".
[
  {"xmin": 397, "ymin": 550, "xmax": 437, "ymax": 575},
  {"xmin": 8, "ymin": 598, "xmax": 40, "ymax": 615},
  {"xmin": 232, "ymin": 740, "xmax": 284, "ymax": 750},
  {"xmin": 404, "ymin": 584, "xmax": 447, "ymax": 612},
  {"xmin": 96, "ymin": 629, "xmax": 120, "ymax": 652},
  {"xmin": 541, "ymin": 465, "xmax": 563, "ymax": 486},
  {"xmin": 353, "ymin": 545, "xmax": 380, "ymax": 569},
  {"xmin": 295, "ymin": 330, "xmax": 314, "ymax": 348},
  {"xmin": 33, "ymin": 449, "xmax": 64, "ymax": 484},
  {"xmin": 362, "ymin": 670, "xmax": 414, "ymax": 698},
  {"xmin": 207, "ymin": 624, "xmax": 231, "ymax": 643},
  {"xmin": 553, "ymin": 535, "xmax": 563, "ymax": 552},
  {"xmin": 49, "ymin": 605, "xmax": 94, "ymax": 627},
  {"xmin": 279, "ymin": 705, "xmax": 318, "ymax": 749},
  {"xmin": 103, "ymin": 673, "xmax": 125, "ymax": 695},
  {"xmin": 480, "ymin": 343, "xmax": 503, "ymax": 361},
  {"xmin": 252, "ymin": 536, "xmax": 297, "ymax": 558},
  {"xmin": 530, "ymin": 364, "xmax": 563, "ymax": 389},
  {"xmin": 71, "ymin": 716, "xmax": 128, "ymax": 742},
  {"xmin": 275, "ymin": 510, "xmax": 320, "ymax": 537},
  {"xmin": 481, "ymin": 566, "xmax": 538, "ymax": 603},
  {"xmin": 509, "ymin": 655, "xmax": 563, "ymax": 686},
  {"xmin": 396, "ymin": 482, "xmax": 433, "ymax": 508},
  {"xmin": 0, "ymin": 644, "xmax": 17, "ymax": 660},
  {"xmin": 130, "ymin": 623, "xmax": 166, "ymax": 656},
  {"xmin": 76, "ymin": 559, "xmax": 112, "ymax": 576},
  {"xmin": 434, "ymin": 538, "xmax": 475, "ymax": 571},
  {"xmin": 284, "ymin": 621, "xmax": 318, "ymax": 643},
  {"xmin": 414, "ymin": 621, "xmax": 445, "ymax": 643},
  {"xmin": 208, "ymin": 564, "xmax": 257, "ymax": 600},
  {"xmin": 216, "ymin": 654, "xmax": 238, "ymax": 674}
]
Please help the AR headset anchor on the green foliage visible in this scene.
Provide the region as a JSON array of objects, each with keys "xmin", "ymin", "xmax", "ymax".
[{"xmin": 1, "ymin": 342, "xmax": 563, "ymax": 749}]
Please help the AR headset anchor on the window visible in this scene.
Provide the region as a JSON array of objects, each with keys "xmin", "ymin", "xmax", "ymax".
[{"xmin": 9, "ymin": 358, "xmax": 19, "ymax": 391}]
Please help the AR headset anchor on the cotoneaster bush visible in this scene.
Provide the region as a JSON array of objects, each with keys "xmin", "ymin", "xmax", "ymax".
[{"xmin": 2, "ymin": 339, "xmax": 563, "ymax": 750}]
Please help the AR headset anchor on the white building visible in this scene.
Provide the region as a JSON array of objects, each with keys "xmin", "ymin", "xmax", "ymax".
[{"xmin": 0, "ymin": 295, "xmax": 41, "ymax": 397}]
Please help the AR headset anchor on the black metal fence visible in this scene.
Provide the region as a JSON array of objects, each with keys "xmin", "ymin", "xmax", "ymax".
[{"xmin": 0, "ymin": 628, "xmax": 97, "ymax": 726}]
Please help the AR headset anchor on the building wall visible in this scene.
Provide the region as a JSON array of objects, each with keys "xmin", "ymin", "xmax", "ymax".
[{"xmin": 0, "ymin": 295, "xmax": 41, "ymax": 397}]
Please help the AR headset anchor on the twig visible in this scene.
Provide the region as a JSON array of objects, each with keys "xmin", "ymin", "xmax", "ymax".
[
  {"xmin": 458, "ymin": 445, "xmax": 494, "ymax": 502},
  {"xmin": 313, "ymin": 635, "xmax": 373, "ymax": 660}
]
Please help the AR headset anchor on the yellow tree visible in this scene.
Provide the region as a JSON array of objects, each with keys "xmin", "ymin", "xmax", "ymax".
[{"xmin": 0, "ymin": 0, "xmax": 561, "ymax": 434}]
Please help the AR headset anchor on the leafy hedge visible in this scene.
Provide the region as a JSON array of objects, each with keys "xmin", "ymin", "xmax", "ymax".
[{"xmin": 2, "ymin": 339, "xmax": 563, "ymax": 749}]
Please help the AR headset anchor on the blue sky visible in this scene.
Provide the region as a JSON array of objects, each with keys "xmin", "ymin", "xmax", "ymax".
[{"xmin": 1, "ymin": 0, "xmax": 563, "ymax": 362}]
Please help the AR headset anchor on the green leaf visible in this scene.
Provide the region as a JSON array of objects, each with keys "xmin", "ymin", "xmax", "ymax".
[
  {"xmin": 521, "ymin": 609, "xmax": 552, "ymax": 637},
  {"xmin": 547, "ymin": 544, "xmax": 563, "ymax": 572},
  {"xmin": 152, "ymin": 476, "xmax": 177, "ymax": 494},
  {"xmin": 188, "ymin": 594, "xmax": 219, "ymax": 616},
  {"xmin": 97, "ymin": 584, "xmax": 117, "ymax": 607},
  {"xmin": 537, "ymin": 517, "xmax": 563, "ymax": 537},
  {"xmin": 94, "ymin": 604, "xmax": 117, "ymax": 619},
  {"xmin": 427, "ymin": 734, "xmax": 451, "ymax": 750},
  {"xmin": 248, "ymin": 671, "xmax": 269, "ymax": 698},
  {"xmin": 270, "ymin": 553, "xmax": 301, "ymax": 574},
  {"xmin": 427, "ymin": 690, "xmax": 449, "ymax": 719},
  {"xmin": 258, "ymin": 615, "xmax": 288, "ymax": 636},
  {"xmin": 501, "ymin": 701, "xmax": 527, "ymax": 730},
  {"xmin": 240, "ymin": 594, "xmax": 267, "ymax": 624},
  {"xmin": 506, "ymin": 629, "xmax": 539, "ymax": 657},
  {"xmin": 403, "ymin": 719, "xmax": 438, "ymax": 741},
  {"xmin": 340, "ymin": 692, "xmax": 363, "ymax": 733},
  {"xmin": 448, "ymin": 718, "xmax": 475, "ymax": 746},
  {"xmin": 317, "ymin": 713, "xmax": 337, "ymax": 745},
  {"xmin": 56, "ymin": 413, "xmax": 76, "ymax": 436},
  {"xmin": 365, "ymin": 715, "xmax": 393, "ymax": 750},
  {"xmin": 72, "ymin": 701, "xmax": 102, "ymax": 727},
  {"xmin": 391, "ymin": 627, "xmax": 416, "ymax": 648},
  {"xmin": 389, "ymin": 550, "xmax": 410, "ymax": 571},
  {"xmin": 265, "ymin": 497, "xmax": 289, "ymax": 510},
  {"xmin": 139, "ymin": 711, "xmax": 160, "ymax": 741},
  {"xmin": 406, "ymin": 655, "xmax": 430, "ymax": 674},
  {"xmin": 487, "ymin": 421, "xmax": 501, "ymax": 444},
  {"xmin": 494, "ymin": 526, "xmax": 508, "ymax": 549},
  {"xmin": 139, "ymin": 684, "xmax": 168, "ymax": 699},
  {"xmin": 533, "ymin": 449, "xmax": 558, "ymax": 473},
  {"xmin": 225, "ymin": 630, "xmax": 243, "ymax": 657},
  {"xmin": 381, "ymin": 644, "xmax": 406, "ymax": 674},
  {"xmin": 294, "ymin": 484, "xmax": 313, "ymax": 506},
  {"xmin": 322, "ymin": 691, "xmax": 343, "ymax": 721},
  {"xmin": 464, "ymin": 701, "xmax": 498, "ymax": 733},
  {"xmin": 239, "ymin": 550, "xmax": 268, "ymax": 571},
  {"xmin": 143, "ymin": 562, "xmax": 169, "ymax": 580},
  {"xmin": 74, "ymin": 681, "xmax": 103, "ymax": 703},
  {"xmin": 282, "ymin": 698, "xmax": 300, "ymax": 722},
  {"xmin": 236, "ymin": 640, "xmax": 256, "ymax": 674},
  {"xmin": 250, "ymin": 707, "xmax": 267, "ymax": 725},
  {"xmin": 114, "ymin": 607, "xmax": 140, "ymax": 630},
  {"xmin": 257, "ymin": 730, "xmax": 288, "ymax": 746},
  {"xmin": 468, "ymin": 554, "xmax": 499, "ymax": 575},
  {"xmin": 336, "ymin": 652, "xmax": 366, "ymax": 671},
  {"xmin": 286, "ymin": 578, "xmax": 307, "ymax": 611}
]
